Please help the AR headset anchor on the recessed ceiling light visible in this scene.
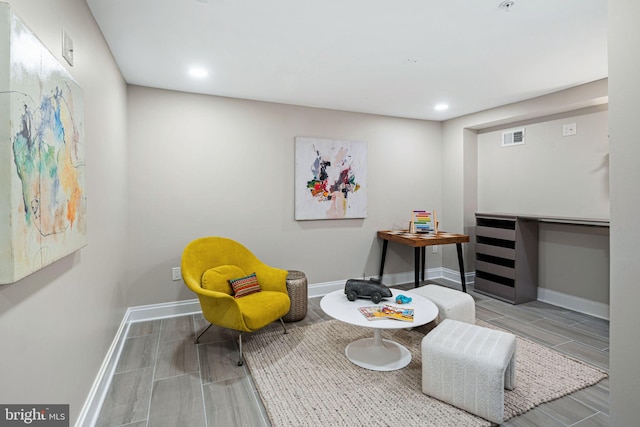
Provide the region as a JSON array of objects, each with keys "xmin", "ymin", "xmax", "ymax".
[
  {"xmin": 499, "ymin": 1, "xmax": 515, "ymax": 12},
  {"xmin": 434, "ymin": 104, "xmax": 449, "ymax": 111},
  {"xmin": 188, "ymin": 67, "xmax": 208, "ymax": 78}
]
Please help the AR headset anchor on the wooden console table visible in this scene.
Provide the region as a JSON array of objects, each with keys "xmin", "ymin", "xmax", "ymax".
[{"xmin": 377, "ymin": 230, "xmax": 470, "ymax": 292}]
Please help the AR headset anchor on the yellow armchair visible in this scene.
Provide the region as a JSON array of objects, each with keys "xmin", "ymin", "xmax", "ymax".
[{"xmin": 181, "ymin": 236, "xmax": 291, "ymax": 365}]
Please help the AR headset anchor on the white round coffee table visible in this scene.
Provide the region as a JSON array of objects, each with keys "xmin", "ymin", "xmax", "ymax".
[{"xmin": 320, "ymin": 288, "xmax": 438, "ymax": 371}]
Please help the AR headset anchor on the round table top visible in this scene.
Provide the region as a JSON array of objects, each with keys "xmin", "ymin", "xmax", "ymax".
[{"xmin": 320, "ymin": 288, "xmax": 438, "ymax": 329}]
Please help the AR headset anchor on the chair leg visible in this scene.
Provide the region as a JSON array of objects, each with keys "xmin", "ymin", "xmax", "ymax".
[
  {"xmin": 237, "ymin": 332, "xmax": 244, "ymax": 366},
  {"xmin": 195, "ymin": 323, "xmax": 213, "ymax": 344},
  {"xmin": 279, "ymin": 317, "xmax": 288, "ymax": 334}
]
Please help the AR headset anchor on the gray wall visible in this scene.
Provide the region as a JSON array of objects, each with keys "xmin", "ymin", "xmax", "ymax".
[
  {"xmin": 441, "ymin": 79, "xmax": 608, "ymax": 276},
  {"xmin": 3, "ymin": 1, "xmax": 638, "ymax": 424},
  {"xmin": 126, "ymin": 86, "xmax": 443, "ymax": 306},
  {"xmin": 0, "ymin": 0, "xmax": 128, "ymax": 424},
  {"xmin": 609, "ymin": 0, "xmax": 640, "ymax": 424},
  {"xmin": 476, "ymin": 107, "xmax": 610, "ymax": 305},
  {"xmin": 538, "ymin": 223, "xmax": 609, "ymax": 305},
  {"xmin": 477, "ymin": 107, "xmax": 609, "ymax": 219}
]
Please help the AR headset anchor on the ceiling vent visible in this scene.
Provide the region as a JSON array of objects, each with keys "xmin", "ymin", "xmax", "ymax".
[{"xmin": 502, "ymin": 128, "xmax": 525, "ymax": 147}]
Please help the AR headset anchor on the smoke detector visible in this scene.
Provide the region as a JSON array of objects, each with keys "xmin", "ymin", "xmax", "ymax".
[
  {"xmin": 499, "ymin": 1, "xmax": 515, "ymax": 11},
  {"xmin": 402, "ymin": 56, "xmax": 421, "ymax": 65}
]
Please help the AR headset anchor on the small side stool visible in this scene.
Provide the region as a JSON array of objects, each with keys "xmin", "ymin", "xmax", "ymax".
[
  {"xmin": 411, "ymin": 284, "xmax": 475, "ymax": 324},
  {"xmin": 283, "ymin": 270, "xmax": 308, "ymax": 322},
  {"xmin": 422, "ymin": 319, "xmax": 517, "ymax": 424}
]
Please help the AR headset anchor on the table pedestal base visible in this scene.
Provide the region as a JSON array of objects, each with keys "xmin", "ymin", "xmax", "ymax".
[{"xmin": 345, "ymin": 329, "xmax": 411, "ymax": 371}]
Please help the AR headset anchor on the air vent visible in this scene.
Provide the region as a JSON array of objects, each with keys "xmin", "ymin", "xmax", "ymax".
[{"xmin": 502, "ymin": 128, "xmax": 525, "ymax": 147}]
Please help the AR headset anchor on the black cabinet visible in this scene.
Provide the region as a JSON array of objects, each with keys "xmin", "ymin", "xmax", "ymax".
[{"xmin": 475, "ymin": 214, "xmax": 538, "ymax": 304}]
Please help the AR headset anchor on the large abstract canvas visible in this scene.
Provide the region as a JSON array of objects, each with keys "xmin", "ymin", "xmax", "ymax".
[
  {"xmin": 0, "ymin": 4, "xmax": 86, "ymax": 284},
  {"xmin": 295, "ymin": 137, "xmax": 367, "ymax": 220}
]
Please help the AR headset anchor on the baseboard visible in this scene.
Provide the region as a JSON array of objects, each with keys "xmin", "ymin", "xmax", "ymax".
[
  {"xmin": 76, "ymin": 267, "xmax": 453, "ymax": 424},
  {"xmin": 307, "ymin": 268, "xmax": 444, "ymax": 297},
  {"xmin": 75, "ymin": 313, "xmax": 130, "ymax": 427},
  {"xmin": 126, "ymin": 299, "xmax": 202, "ymax": 322},
  {"xmin": 441, "ymin": 268, "xmax": 475, "ymax": 287},
  {"xmin": 79, "ymin": 268, "xmax": 607, "ymax": 424},
  {"xmin": 75, "ymin": 300, "xmax": 202, "ymax": 427},
  {"xmin": 537, "ymin": 287, "xmax": 610, "ymax": 320}
]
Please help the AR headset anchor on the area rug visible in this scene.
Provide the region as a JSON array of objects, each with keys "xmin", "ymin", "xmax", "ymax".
[{"xmin": 243, "ymin": 320, "xmax": 607, "ymax": 427}]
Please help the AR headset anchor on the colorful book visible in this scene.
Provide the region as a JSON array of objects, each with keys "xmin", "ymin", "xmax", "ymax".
[
  {"xmin": 358, "ymin": 305, "xmax": 385, "ymax": 320},
  {"xmin": 380, "ymin": 304, "xmax": 414, "ymax": 322}
]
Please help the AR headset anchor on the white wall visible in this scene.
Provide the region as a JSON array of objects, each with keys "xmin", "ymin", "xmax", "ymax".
[
  {"xmin": 442, "ymin": 80, "xmax": 608, "ymax": 274},
  {"xmin": 126, "ymin": 85, "xmax": 443, "ymax": 306},
  {"xmin": 0, "ymin": 1, "xmax": 128, "ymax": 424},
  {"xmin": 475, "ymin": 107, "xmax": 610, "ymax": 307},
  {"xmin": 1, "ymin": 2, "xmax": 633, "ymax": 423},
  {"xmin": 477, "ymin": 107, "xmax": 609, "ymax": 219},
  {"xmin": 538, "ymin": 222, "xmax": 609, "ymax": 305},
  {"xmin": 609, "ymin": 0, "xmax": 640, "ymax": 424}
]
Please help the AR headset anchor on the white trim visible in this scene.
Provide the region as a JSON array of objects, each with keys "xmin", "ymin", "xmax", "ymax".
[
  {"xmin": 307, "ymin": 268, "xmax": 443, "ymax": 298},
  {"xmin": 307, "ymin": 279, "xmax": 346, "ymax": 298},
  {"xmin": 537, "ymin": 287, "xmax": 610, "ymax": 320},
  {"xmin": 78, "ymin": 267, "xmax": 454, "ymax": 424},
  {"xmin": 80, "ymin": 268, "xmax": 610, "ymax": 424},
  {"xmin": 75, "ymin": 300, "xmax": 202, "ymax": 426},
  {"xmin": 75, "ymin": 315, "xmax": 130, "ymax": 427},
  {"xmin": 127, "ymin": 299, "xmax": 202, "ymax": 323},
  {"xmin": 441, "ymin": 268, "xmax": 475, "ymax": 287}
]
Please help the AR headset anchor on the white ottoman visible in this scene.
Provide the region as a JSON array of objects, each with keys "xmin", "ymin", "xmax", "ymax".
[
  {"xmin": 422, "ymin": 319, "xmax": 517, "ymax": 424},
  {"xmin": 411, "ymin": 284, "xmax": 475, "ymax": 324}
]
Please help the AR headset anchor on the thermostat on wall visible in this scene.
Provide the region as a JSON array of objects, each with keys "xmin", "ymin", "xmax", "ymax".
[
  {"xmin": 562, "ymin": 123, "xmax": 577, "ymax": 136},
  {"xmin": 62, "ymin": 30, "xmax": 74, "ymax": 66}
]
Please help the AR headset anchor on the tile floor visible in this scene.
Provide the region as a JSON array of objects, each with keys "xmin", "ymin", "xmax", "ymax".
[{"xmin": 95, "ymin": 279, "xmax": 609, "ymax": 426}]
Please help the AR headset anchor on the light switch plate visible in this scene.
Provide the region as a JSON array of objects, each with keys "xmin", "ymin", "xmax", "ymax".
[{"xmin": 62, "ymin": 30, "xmax": 74, "ymax": 66}]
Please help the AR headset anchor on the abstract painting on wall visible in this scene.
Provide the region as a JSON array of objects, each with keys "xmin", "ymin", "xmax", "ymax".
[
  {"xmin": 0, "ymin": 4, "xmax": 86, "ymax": 284},
  {"xmin": 295, "ymin": 137, "xmax": 367, "ymax": 220}
]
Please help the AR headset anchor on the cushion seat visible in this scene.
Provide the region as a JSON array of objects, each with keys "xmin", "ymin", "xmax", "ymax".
[
  {"xmin": 411, "ymin": 284, "xmax": 475, "ymax": 324},
  {"xmin": 237, "ymin": 291, "xmax": 291, "ymax": 330},
  {"xmin": 421, "ymin": 319, "xmax": 517, "ymax": 424}
]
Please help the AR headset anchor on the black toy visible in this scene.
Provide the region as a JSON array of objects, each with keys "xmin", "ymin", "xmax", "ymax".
[{"xmin": 344, "ymin": 278, "xmax": 392, "ymax": 304}]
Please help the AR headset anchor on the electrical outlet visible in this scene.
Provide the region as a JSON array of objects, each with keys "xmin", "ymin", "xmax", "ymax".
[
  {"xmin": 172, "ymin": 267, "xmax": 181, "ymax": 281},
  {"xmin": 432, "ymin": 246, "xmax": 438, "ymax": 254}
]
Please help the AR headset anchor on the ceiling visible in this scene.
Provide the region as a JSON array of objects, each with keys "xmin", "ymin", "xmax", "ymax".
[{"xmin": 86, "ymin": 0, "xmax": 607, "ymax": 121}]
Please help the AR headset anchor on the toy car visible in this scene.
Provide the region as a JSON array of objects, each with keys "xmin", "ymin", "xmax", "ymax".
[{"xmin": 344, "ymin": 278, "xmax": 392, "ymax": 304}]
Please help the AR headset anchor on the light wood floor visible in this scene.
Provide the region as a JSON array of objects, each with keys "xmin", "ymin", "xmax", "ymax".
[{"xmin": 95, "ymin": 279, "xmax": 609, "ymax": 426}]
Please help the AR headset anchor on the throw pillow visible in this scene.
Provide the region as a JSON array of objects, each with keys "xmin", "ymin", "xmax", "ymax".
[{"xmin": 229, "ymin": 272, "xmax": 261, "ymax": 298}]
